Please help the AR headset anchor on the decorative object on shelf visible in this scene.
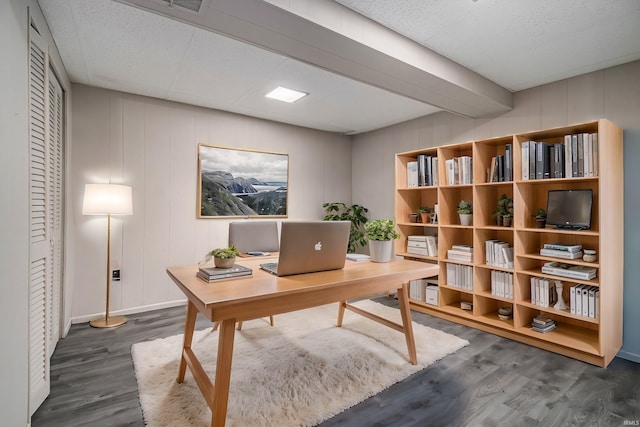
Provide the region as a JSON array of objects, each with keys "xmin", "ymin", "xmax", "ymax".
[
  {"xmin": 553, "ymin": 280, "xmax": 568, "ymax": 310},
  {"xmin": 583, "ymin": 249, "xmax": 597, "ymax": 263},
  {"xmin": 82, "ymin": 183, "xmax": 133, "ymax": 328},
  {"xmin": 417, "ymin": 206, "xmax": 431, "ymax": 223},
  {"xmin": 365, "ymin": 219, "xmax": 400, "ymax": 263},
  {"xmin": 209, "ymin": 244, "xmax": 240, "ymax": 268},
  {"xmin": 432, "ymin": 203, "xmax": 439, "ymax": 224},
  {"xmin": 408, "ymin": 212, "xmax": 419, "ymax": 223},
  {"xmin": 534, "ymin": 208, "xmax": 547, "ymax": 228},
  {"xmin": 493, "ymin": 194, "xmax": 513, "ymax": 227},
  {"xmin": 457, "ymin": 200, "xmax": 473, "ymax": 226},
  {"xmin": 497, "ymin": 306, "xmax": 513, "ymax": 320},
  {"xmin": 323, "ymin": 202, "xmax": 369, "ymax": 253}
]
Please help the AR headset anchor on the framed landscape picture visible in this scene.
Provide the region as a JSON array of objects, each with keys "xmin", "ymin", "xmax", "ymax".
[{"xmin": 197, "ymin": 144, "xmax": 289, "ymax": 218}]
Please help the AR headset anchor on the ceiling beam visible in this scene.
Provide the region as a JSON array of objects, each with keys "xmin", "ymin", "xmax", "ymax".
[{"xmin": 116, "ymin": 0, "xmax": 512, "ymax": 117}]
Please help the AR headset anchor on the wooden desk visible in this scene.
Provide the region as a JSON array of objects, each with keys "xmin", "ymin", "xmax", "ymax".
[{"xmin": 167, "ymin": 258, "xmax": 438, "ymax": 427}]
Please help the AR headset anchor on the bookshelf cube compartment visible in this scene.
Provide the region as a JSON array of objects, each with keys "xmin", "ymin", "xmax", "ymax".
[
  {"xmin": 516, "ymin": 180, "xmax": 599, "ymax": 231},
  {"xmin": 474, "ymin": 136, "xmax": 516, "ymax": 184},
  {"xmin": 439, "ymin": 187, "xmax": 474, "ymax": 226}
]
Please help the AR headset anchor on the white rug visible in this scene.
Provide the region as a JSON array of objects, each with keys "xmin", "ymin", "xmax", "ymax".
[{"xmin": 131, "ymin": 300, "xmax": 468, "ymax": 427}]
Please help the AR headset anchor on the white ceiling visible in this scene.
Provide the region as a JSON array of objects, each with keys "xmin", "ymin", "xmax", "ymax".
[{"xmin": 37, "ymin": 0, "xmax": 640, "ymax": 134}]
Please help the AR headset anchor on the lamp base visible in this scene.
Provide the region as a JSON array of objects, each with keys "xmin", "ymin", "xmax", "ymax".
[{"xmin": 90, "ymin": 315, "xmax": 128, "ymax": 328}]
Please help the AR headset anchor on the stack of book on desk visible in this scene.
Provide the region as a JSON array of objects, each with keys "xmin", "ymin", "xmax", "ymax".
[{"xmin": 197, "ymin": 264, "xmax": 252, "ymax": 282}]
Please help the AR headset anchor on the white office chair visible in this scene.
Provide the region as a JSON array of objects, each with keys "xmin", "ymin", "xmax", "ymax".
[{"xmin": 213, "ymin": 221, "xmax": 279, "ymax": 331}]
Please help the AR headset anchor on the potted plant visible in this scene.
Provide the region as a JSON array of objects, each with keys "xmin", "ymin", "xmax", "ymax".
[
  {"xmin": 534, "ymin": 208, "xmax": 547, "ymax": 228},
  {"xmin": 322, "ymin": 202, "xmax": 369, "ymax": 253},
  {"xmin": 457, "ymin": 200, "xmax": 473, "ymax": 226},
  {"xmin": 496, "ymin": 194, "xmax": 514, "ymax": 227},
  {"xmin": 417, "ymin": 206, "xmax": 432, "ymax": 224},
  {"xmin": 364, "ymin": 219, "xmax": 400, "ymax": 262},
  {"xmin": 209, "ymin": 244, "xmax": 240, "ymax": 268}
]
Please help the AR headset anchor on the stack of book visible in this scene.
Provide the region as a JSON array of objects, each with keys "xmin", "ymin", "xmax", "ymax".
[
  {"xmin": 447, "ymin": 244, "xmax": 473, "ymax": 262},
  {"xmin": 197, "ymin": 264, "xmax": 253, "ymax": 282},
  {"xmin": 541, "ymin": 261, "xmax": 596, "ymax": 280},
  {"xmin": 531, "ymin": 315, "xmax": 557, "ymax": 333},
  {"xmin": 539, "ymin": 243, "xmax": 583, "ymax": 259},
  {"xmin": 407, "ymin": 235, "xmax": 437, "ymax": 257}
]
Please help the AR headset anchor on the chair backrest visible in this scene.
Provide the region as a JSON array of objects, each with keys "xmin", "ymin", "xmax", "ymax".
[{"xmin": 229, "ymin": 221, "xmax": 280, "ymax": 253}]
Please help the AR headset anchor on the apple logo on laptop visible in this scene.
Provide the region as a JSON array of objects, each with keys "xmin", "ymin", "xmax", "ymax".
[{"xmin": 314, "ymin": 241, "xmax": 322, "ymax": 251}]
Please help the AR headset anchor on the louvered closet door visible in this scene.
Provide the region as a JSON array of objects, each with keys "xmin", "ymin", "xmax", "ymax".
[
  {"xmin": 47, "ymin": 69, "xmax": 64, "ymax": 355},
  {"xmin": 28, "ymin": 27, "xmax": 51, "ymax": 415}
]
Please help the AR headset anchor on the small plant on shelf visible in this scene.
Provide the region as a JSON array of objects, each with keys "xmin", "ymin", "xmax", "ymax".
[
  {"xmin": 417, "ymin": 206, "xmax": 432, "ymax": 223},
  {"xmin": 534, "ymin": 208, "xmax": 547, "ymax": 228},
  {"xmin": 457, "ymin": 200, "xmax": 473, "ymax": 226},
  {"xmin": 495, "ymin": 194, "xmax": 513, "ymax": 227}
]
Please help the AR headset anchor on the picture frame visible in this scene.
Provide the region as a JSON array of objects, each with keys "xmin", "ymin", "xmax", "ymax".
[{"xmin": 197, "ymin": 144, "xmax": 289, "ymax": 218}]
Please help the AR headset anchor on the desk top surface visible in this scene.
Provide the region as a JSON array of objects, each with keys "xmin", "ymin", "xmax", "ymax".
[{"xmin": 167, "ymin": 258, "xmax": 438, "ymax": 310}]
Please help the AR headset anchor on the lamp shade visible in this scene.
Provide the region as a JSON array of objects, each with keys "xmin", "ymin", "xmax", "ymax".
[{"xmin": 82, "ymin": 184, "xmax": 133, "ymax": 215}]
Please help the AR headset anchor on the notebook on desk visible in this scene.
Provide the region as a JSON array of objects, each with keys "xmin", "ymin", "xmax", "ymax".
[{"xmin": 260, "ymin": 221, "xmax": 350, "ymax": 276}]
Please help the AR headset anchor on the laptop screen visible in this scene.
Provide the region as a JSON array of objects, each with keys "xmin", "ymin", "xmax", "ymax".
[{"xmin": 261, "ymin": 221, "xmax": 350, "ymax": 276}]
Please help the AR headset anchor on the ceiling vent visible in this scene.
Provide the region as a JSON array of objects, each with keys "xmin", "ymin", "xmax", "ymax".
[{"xmin": 160, "ymin": 0, "xmax": 203, "ymax": 12}]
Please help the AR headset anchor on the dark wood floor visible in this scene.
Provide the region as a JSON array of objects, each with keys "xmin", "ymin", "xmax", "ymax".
[{"xmin": 32, "ymin": 297, "xmax": 640, "ymax": 427}]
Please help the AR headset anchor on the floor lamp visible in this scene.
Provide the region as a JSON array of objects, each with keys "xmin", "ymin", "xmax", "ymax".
[{"xmin": 82, "ymin": 183, "xmax": 133, "ymax": 328}]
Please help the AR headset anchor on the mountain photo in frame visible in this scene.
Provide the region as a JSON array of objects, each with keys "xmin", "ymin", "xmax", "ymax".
[{"xmin": 198, "ymin": 144, "xmax": 289, "ymax": 218}]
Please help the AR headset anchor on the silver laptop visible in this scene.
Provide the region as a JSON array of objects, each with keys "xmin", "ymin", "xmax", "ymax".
[{"xmin": 260, "ymin": 221, "xmax": 350, "ymax": 276}]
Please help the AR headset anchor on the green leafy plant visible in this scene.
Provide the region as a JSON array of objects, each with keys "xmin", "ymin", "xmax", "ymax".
[
  {"xmin": 417, "ymin": 206, "xmax": 431, "ymax": 214},
  {"xmin": 497, "ymin": 194, "xmax": 514, "ymax": 218},
  {"xmin": 457, "ymin": 200, "xmax": 473, "ymax": 214},
  {"xmin": 535, "ymin": 208, "xmax": 547, "ymax": 219},
  {"xmin": 364, "ymin": 219, "xmax": 400, "ymax": 241},
  {"xmin": 323, "ymin": 202, "xmax": 369, "ymax": 253},
  {"xmin": 209, "ymin": 244, "xmax": 240, "ymax": 259}
]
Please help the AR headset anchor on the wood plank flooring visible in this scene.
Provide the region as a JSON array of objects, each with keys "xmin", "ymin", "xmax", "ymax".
[{"xmin": 32, "ymin": 297, "xmax": 640, "ymax": 427}]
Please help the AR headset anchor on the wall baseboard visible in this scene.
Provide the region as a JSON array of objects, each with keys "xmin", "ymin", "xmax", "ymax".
[
  {"xmin": 617, "ymin": 350, "xmax": 640, "ymax": 364},
  {"xmin": 71, "ymin": 299, "xmax": 187, "ymax": 325}
]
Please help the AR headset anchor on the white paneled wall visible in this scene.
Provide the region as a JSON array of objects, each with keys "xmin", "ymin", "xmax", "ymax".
[{"xmin": 71, "ymin": 85, "xmax": 351, "ymax": 320}]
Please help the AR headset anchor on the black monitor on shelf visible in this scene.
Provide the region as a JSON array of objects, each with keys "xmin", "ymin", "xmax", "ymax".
[{"xmin": 546, "ymin": 189, "xmax": 593, "ymax": 230}]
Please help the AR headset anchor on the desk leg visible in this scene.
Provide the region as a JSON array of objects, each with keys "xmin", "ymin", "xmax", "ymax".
[
  {"xmin": 177, "ymin": 301, "xmax": 198, "ymax": 383},
  {"xmin": 397, "ymin": 283, "xmax": 418, "ymax": 365},
  {"xmin": 211, "ymin": 319, "xmax": 236, "ymax": 427},
  {"xmin": 336, "ymin": 300, "xmax": 347, "ymax": 326}
]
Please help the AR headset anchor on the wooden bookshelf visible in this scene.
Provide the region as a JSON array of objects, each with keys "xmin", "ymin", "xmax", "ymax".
[{"xmin": 395, "ymin": 119, "xmax": 623, "ymax": 367}]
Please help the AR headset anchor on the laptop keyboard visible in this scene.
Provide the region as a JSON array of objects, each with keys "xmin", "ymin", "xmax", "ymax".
[{"xmin": 260, "ymin": 262, "xmax": 278, "ymax": 274}]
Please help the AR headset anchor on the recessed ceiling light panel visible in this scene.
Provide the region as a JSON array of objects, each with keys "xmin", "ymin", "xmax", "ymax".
[{"xmin": 265, "ymin": 86, "xmax": 308, "ymax": 103}]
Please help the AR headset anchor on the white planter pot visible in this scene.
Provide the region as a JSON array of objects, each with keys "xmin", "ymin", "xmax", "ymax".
[
  {"xmin": 459, "ymin": 213, "xmax": 473, "ymax": 226},
  {"xmin": 369, "ymin": 239, "xmax": 394, "ymax": 263}
]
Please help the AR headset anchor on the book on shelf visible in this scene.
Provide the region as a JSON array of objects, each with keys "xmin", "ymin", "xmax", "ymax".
[
  {"xmin": 197, "ymin": 264, "xmax": 253, "ymax": 282},
  {"xmin": 407, "ymin": 161, "xmax": 418, "ymax": 187},
  {"xmin": 504, "ymin": 143, "xmax": 512, "ymax": 182},
  {"xmin": 539, "ymin": 248, "xmax": 583, "ymax": 259},
  {"xmin": 541, "ymin": 262, "xmax": 597, "ymax": 280},
  {"xmin": 531, "ymin": 315, "xmax": 557, "ymax": 333},
  {"xmin": 521, "ymin": 141, "xmax": 530, "ymax": 180},
  {"xmin": 447, "ymin": 249, "xmax": 473, "ymax": 262},
  {"xmin": 451, "ymin": 244, "xmax": 473, "ymax": 252},
  {"xmin": 543, "ymin": 243, "xmax": 582, "ymax": 253},
  {"xmin": 417, "ymin": 154, "xmax": 426, "ymax": 187}
]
